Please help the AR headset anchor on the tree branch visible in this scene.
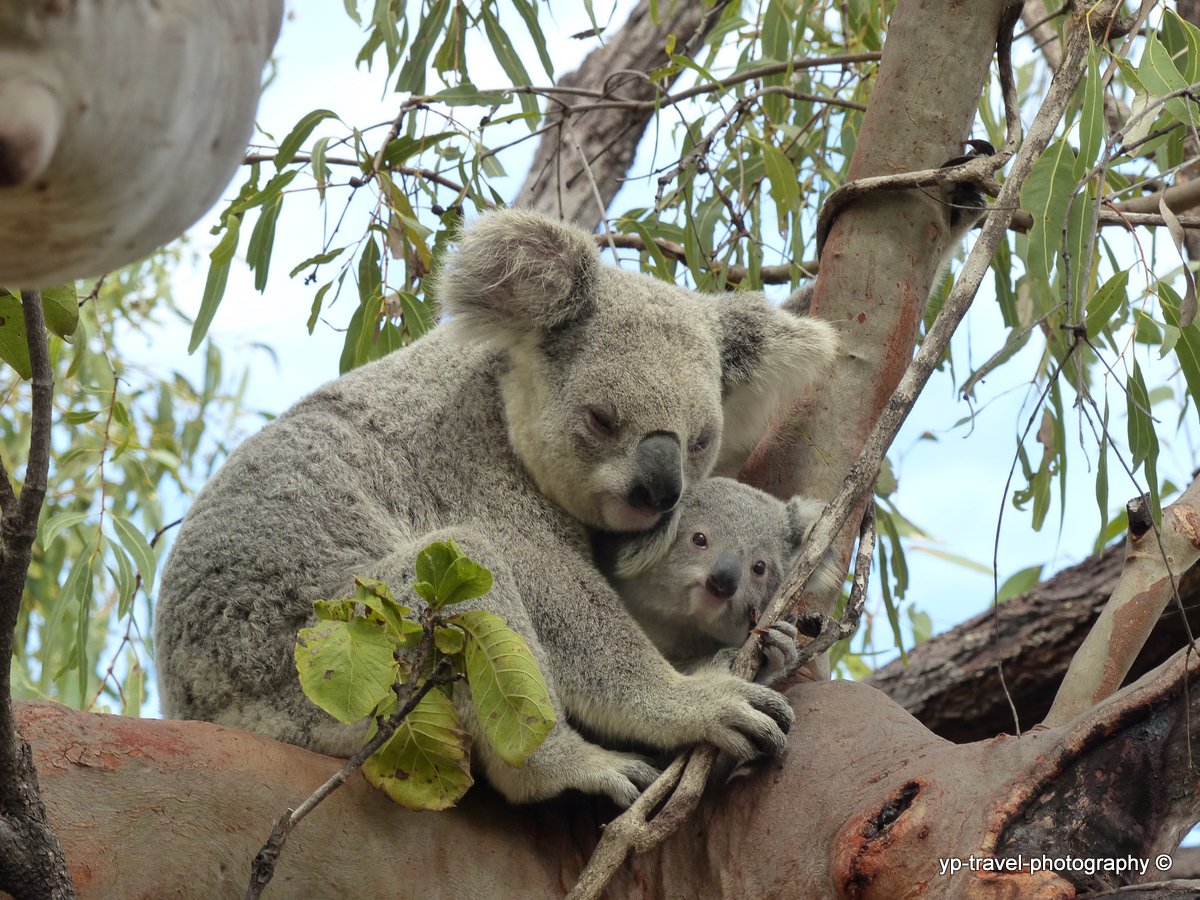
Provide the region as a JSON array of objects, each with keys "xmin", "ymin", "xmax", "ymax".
[
  {"xmin": 0, "ymin": 290, "xmax": 73, "ymax": 899},
  {"xmin": 1044, "ymin": 476, "xmax": 1200, "ymax": 727}
]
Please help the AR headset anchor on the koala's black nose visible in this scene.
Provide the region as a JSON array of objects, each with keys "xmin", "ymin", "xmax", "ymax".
[
  {"xmin": 627, "ymin": 432, "xmax": 682, "ymax": 514},
  {"xmin": 706, "ymin": 552, "xmax": 741, "ymax": 599}
]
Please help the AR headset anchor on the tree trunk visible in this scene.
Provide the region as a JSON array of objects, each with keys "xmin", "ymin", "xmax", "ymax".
[{"xmin": 18, "ymin": 642, "xmax": 1200, "ymax": 898}]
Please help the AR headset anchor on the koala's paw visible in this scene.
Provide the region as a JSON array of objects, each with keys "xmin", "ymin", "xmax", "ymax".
[
  {"xmin": 756, "ymin": 620, "xmax": 800, "ymax": 686},
  {"xmin": 580, "ymin": 747, "xmax": 661, "ymax": 808},
  {"xmin": 687, "ymin": 672, "xmax": 795, "ymax": 762}
]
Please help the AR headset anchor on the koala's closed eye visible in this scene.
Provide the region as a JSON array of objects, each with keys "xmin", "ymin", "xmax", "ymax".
[{"xmin": 586, "ymin": 404, "xmax": 618, "ymax": 438}]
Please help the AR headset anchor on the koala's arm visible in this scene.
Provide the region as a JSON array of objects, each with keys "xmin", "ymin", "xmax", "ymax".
[{"xmin": 534, "ymin": 553, "xmax": 794, "ymax": 763}]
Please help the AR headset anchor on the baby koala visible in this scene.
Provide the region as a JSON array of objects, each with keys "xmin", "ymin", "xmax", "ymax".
[{"xmin": 596, "ymin": 477, "xmax": 843, "ymax": 685}]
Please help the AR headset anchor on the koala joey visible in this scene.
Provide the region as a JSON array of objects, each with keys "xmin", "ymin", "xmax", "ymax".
[
  {"xmin": 596, "ymin": 477, "xmax": 842, "ymax": 686},
  {"xmin": 155, "ymin": 209, "xmax": 838, "ymax": 808}
]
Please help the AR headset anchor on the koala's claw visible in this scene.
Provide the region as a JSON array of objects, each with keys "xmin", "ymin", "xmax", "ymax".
[
  {"xmin": 689, "ymin": 673, "xmax": 795, "ymax": 762},
  {"xmin": 589, "ymin": 750, "xmax": 661, "ymax": 808},
  {"xmin": 756, "ymin": 620, "xmax": 800, "ymax": 686}
]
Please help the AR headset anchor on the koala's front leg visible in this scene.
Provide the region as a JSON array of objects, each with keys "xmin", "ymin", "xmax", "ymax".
[
  {"xmin": 708, "ymin": 620, "xmax": 800, "ymax": 686},
  {"xmin": 543, "ymin": 574, "xmax": 795, "ymax": 764}
]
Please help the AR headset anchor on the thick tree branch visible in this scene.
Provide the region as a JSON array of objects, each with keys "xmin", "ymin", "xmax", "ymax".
[{"xmin": 0, "ymin": 291, "xmax": 73, "ymax": 899}]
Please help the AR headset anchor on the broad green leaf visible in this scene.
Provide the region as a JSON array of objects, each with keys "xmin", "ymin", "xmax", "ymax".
[
  {"xmin": 434, "ymin": 624, "xmax": 465, "ymax": 655},
  {"xmin": 1020, "ymin": 140, "xmax": 1077, "ymax": 282},
  {"xmin": 0, "ymin": 291, "xmax": 31, "ymax": 378},
  {"xmin": 352, "ymin": 576, "xmax": 417, "ymax": 641},
  {"xmin": 188, "ymin": 214, "xmax": 242, "ymax": 353},
  {"xmin": 275, "ymin": 109, "xmax": 338, "ymax": 171},
  {"xmin": 413, "ymin": 540, "xmax": 493, "ymax": 609},
  {"xmin": 295, "ymin": 618, "xmax": 397, "ymax": 724},
  {"xmin": 313, "ymin": 598, "xmax": 357, "ymax": 621},
  {"xmin": 1085, "ymin": 270, "xmax": 1129, "ymax": 340},
  {"xmin": 110, "ymin": 516, "xmax": 158, "ymax": 599},
  {"xmin": 997, "ymin": 565, "xmax": 1043, "ymax": 603},
  {"xmin": 449, "ymin": 610, "xmax": 554, "ymax": 765},
  {"xmin": 41, "ymin": 284, "xmax": 79, "ymax": 340},
  {"xmin": 364, "ymin": 688, "xmax": 473, "ymax": 810}
]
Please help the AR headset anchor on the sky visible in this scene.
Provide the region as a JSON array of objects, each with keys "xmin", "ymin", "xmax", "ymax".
[{"xmin": 121, "ymin": 1, "xmax": 1199, "ymax": 674}]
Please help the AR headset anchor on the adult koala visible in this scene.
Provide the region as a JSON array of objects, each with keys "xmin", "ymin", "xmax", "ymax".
[{"xmin": 155, "ymin": 209, "xmax": 836, "ymax": 807}]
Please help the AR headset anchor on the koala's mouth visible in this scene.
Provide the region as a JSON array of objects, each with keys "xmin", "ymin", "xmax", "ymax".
[{"xmin": 598, "ymin": 493, "xmax": 665, "ymax": 532}]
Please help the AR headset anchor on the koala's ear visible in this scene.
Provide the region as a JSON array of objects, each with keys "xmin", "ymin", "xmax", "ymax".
[
  {"xmin": 437, "ymin": 209, "xmax": 600, "ymax": 342},
  {"xmin": 612, "ymin": 511, "xmax": 681, "ymax": 579},
  {"xmin": 785, "ymin": 496, "xmax": 824, "ymax": 549},
  {"xmin": 786, "ymin": 495, "xmax": 844, "ymax": 596},
  {"xmin": 713, "ymin": 297, "xmax": 837, "ymax": 475}
]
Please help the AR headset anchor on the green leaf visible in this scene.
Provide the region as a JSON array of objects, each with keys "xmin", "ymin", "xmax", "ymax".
[
  {"xmin": 1094, "ymin": 396, "xmax": 1110, "ymax": 555},
  {"xmin": 1137, "ymin": 27, "xmax": 1192, "ymax": 126},
  {"xmin": 449, "ymin": 610, "xmax": 554, "ymax": 765},
  {"xmin": 1085, "ymin": 270, "xmax": 1129, "ymax": 340},
  {"xmin": 188, "ymin": 214, "xmax": 242, "ymax": 353},
  {"xmin": 109, "ymin": 542, "xmax": 136, "ymax": 620},
  {"xmin": 1075, "ymin": 46, "xmax": 1103, "ymax": 178},
  {"xmin": 41, "ymin": 284, "xmax": 79, "ymax": 340},
  {"xmin": 352, "ymin": 576, "xmax": 417, "ymax": 641},
  {"xmin": 908, "ymin": 608, "xmax": 933, "ymax": 644},
  {"xmin": 396, "ymin": 0, "xmax": 450, "ymax": 94},
  {"xmin": 39, "ymin": 509, "xmax": 91, "ymax": 549},
  {"xmin": 997, "ymin": 565, "xmax": 1043, "ymax": 603},
  {"xmin": 1020, "ymin": 140, "xmax": 1078, "ymax": 283},
  {"xmin": 433, "ymin": 624, "xmax": 465, "ymax": 655},
  {"xmin": 295, "ymin": 618, "xmax": 397, "ymax": 724},
  {"xmin": 289, "ymin": 247, "xmax": 348, "ymax": 280},
  {"xmin": 413, "ymin": 540, "xmax": 493, "ymax": 609},
  {"xmin": 1126, "ymin": 360, "xmax": 1161, "ymax": 518},
  {"xmin": 246, "ymin": 192, "xmax": 285, "ymax": 293},
  {"xmin": 110, "ymin": 516, "xmax": 158, "ymax": 599},
  {"xmin": 481, "ymin": 6, "xmax": 539, "ymax": 127},
  {"xmin": 0, "ymin": 291, "xmax": 32, "ymax": 378},
  {"xmin": 397, "ymin": 292, "xmax": 435, "ymax": 340},
  {"xmin": 363, "ymin": 688, "xmax": 473, "ymax": 811},
  {"xmin": 760, "ymin": 143, "xmax": 799, "ymax": 231},
  {"xmin": 275, "ymin": 109, "xmax": 338, "ymax": 171},
  {"xmin": 431, "ymin": 84, "xmax": 510, "ymax": 107},
  {"xmin": 121, "ymin": 656, "xmax": 145, "ymax": 717},
  {"xmin": 1158, "ymin": 281, "xmax": 1200, "ymax": 424},
  {"xmin": 510, "ymin": 0, "xmax": 554, "ymax": 79}
]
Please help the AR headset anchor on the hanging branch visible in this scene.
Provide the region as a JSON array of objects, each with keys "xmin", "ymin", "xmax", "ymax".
[{"xmin": 0, "ymin": 290, "xmax": 74, "ymax": 899}]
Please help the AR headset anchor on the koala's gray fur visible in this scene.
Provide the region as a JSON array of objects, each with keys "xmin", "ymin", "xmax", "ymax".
[
  {"xmin": 596, "ymin": 477, "xmax": 842, "ymax": 685},
  {"xmin": 155, "ymin": 209, "xmax": 838, "ymax": 807}
]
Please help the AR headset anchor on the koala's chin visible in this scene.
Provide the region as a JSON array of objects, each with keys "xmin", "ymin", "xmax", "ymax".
[{"xmin": 598, "ymin": 493, "xmax": 669, "ymax": 533}]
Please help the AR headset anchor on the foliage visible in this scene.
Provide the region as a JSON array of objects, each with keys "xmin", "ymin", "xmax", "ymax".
[
  {"xmin": 294, "ymin": 541, "xmax": 555, "ymax": 810},
  {"xmin": 8, "ymin": 2, "xmax": 1200, "ymax": 693},
  {"xmin": 4, "ymin": 255, "xmax": 259, "ymax": 713}
]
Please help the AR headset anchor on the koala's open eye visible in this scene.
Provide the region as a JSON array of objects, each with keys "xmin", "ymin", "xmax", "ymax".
[
  {"xmin": 691, "ymin": 532, "xmax": 708, "ymax": 548},
  {"xmin": 752, "ymin": 560, "xmax": 767, "ymax": 576},
  {"xmin": 688, "ymin": 428, "xmax": 714, "ymax": 456},
  {"xmin": 586, "ymin": 404, "xmax": 618, "ymax": 438}
]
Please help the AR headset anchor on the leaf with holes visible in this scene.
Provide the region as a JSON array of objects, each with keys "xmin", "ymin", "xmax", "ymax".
[
  {"xmin": 364, "ymin": 689, "xmax": 473, "ymax": 810},
  {"xmin": 295, "ymin": 618, "xmax": 397, "ymax": 724}
]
